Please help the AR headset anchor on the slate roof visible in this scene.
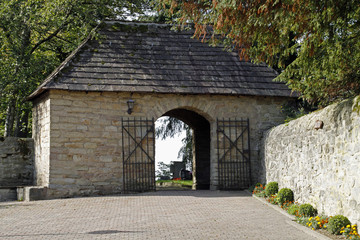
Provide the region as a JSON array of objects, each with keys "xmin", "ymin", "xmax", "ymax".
[{"xmin": 28, "ymin": 21, "xmax": 295, "ymax": 100}]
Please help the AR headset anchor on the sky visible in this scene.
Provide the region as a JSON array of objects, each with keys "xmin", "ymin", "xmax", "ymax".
[{"xmin": 155, "ymin": 118, "xmax": 186, "ymax": 170}]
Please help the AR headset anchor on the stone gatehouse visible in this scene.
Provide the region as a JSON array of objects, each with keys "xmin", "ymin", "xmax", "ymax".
[{"xmin": 28, "ymin": 21, "xmax": 295, "ymax": 199}]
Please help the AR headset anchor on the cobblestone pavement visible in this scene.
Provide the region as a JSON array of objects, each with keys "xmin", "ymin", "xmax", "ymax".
[{"xmin": 0, "ymin": 190, "xmax": 327, "ymax": 240}]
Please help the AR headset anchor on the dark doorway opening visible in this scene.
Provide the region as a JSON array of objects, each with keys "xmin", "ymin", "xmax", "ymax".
[{"xmin": 163, "ymin": 109, "xmax": 211, "ymax": 190}]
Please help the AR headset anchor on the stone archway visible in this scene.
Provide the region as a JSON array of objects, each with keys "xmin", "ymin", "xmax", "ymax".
[{"xmin": 163, "ymin": 109, "xmax": 211, "ymax": 190}]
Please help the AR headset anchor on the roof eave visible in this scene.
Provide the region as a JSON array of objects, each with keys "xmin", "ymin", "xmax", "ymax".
[
  {"xmin": 31, "ymin": 87, "xmax": 298, "ymax": 98},
  {"xmin": 27, "ymin": 29, "xmax": 96, "ymax": 101}
]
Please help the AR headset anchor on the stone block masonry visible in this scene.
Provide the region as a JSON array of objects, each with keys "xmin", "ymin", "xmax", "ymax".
[
  {"xmin": 261, "ymin": 96, "xmax": 360, "ymax": 224},
  {"xmin": 32, "ymin": 93, "xmax": 50, "ymax": 186},
  {"xmin": 32, "ymin": 90, "xmax": 290, "ymax": 199},
  {"xmin": 0, "ymin": 137, "xmax": 34, "ymax": 187}
]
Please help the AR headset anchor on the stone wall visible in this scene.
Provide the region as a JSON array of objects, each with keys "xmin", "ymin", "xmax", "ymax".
[
  {"xmin": 0, "ymin": 137, "xmax": 34, "ymax": 186},
  {"xmin": 33, "ymin": 89, "xmax": 290, "ymax": 198},
  {"xmin": 32, "ymin": 93, "xmax": 51, "ymax": 186},
  {"xmin": 262, "ymin": 96, "xmax": 360, "ymax": 224}
]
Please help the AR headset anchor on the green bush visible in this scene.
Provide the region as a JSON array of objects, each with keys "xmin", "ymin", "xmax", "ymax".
[
  {"xmin": 265, "ymin": 182, "xmax": 278, "ymax": 197},
  {"xmin": 277, "ymin": 188, "xmax": 294, "ymax": 205},
  {"xmin": 327, "ymin": 215, "xmax": 351, "ymax": 235},
  {"xmin": 287, "ymin": 204, "xmax": 300, "ymax": 215},
  {"xmin": 299, "ymin": 203, "xmax": 317, "ymax": 217}
]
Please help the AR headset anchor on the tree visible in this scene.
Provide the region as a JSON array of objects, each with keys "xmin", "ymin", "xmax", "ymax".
[
  {"xmin": 177, "ymin": 126, "xmax": 193, "ymax": 170},
  {"xmin": 156, "ymin": 0, "xmax": 360, "ymax": 106},
  {"xmin": 156, "ymin": 161, "xmax": 171, "ymax": 179},
  {"xmin": 0, "ymin": 0, "xmax": 146, "ymax": 137},
  {"xmin": 156, "ymin": 117, "xmax": 193, "ymax": 170}
]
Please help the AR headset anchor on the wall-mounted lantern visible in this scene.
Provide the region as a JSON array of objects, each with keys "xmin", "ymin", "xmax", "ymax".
[{"xmin": 127, "ymin": 98, "xmax": 135, "ymax": 114}]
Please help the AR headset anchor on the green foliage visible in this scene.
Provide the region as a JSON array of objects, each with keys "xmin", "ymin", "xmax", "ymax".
[
  {"xmin": 341, "ymin": 224, "xmax": 360, "ymax": 239},
  {"xmin": 156, "ymin": 161, "xmax": 171, "ymax": 179},
  {"xmin": 353, "ymin": 96, "xmax": 360, "ymax": 114},
  {"xmin": 299, "ymin": 204, "xmax": 317, "ymax": 217},
  {"xmin": 156, "ymin": 117, "xmax": 193, "ymax": 170},
  {"xmin": 280, "ymin": 200, "xmax": 294, "ymax": 211},
  {"xmin": 265, "ymin": 182, "xmax": 278, "ymax": 197},
  {"xmin": 0, "ymin": 0, "xmax": 147, "ymax": 137},
  {"xmin": 277, "ymin": 188, "xmax": 294, "ymax": 205},
  {"xmin": 251, "ymin": 184, "xmax": 266, "ymax": 198},
  {"xmin": 249, "ymin": 182, "xmax": 263, "ymax": 193},
  {"xmin": 266, "ymin": 194, "xmax": 278, "ymax": 205},
  {"xmin": 281, "ymin": 100, "xmax": 318, "ymax": 123},
  {"xmin": 156, "ymin": 117, "xmax": 185, "ymax": 139},
  {"xmin": 296, "ymin": 216, "xmax": 310, "ymax": 226},
  {"xmin": 327, "ymin": 215, "xmax": 351, "ymax": 235},
  {"xmin": 177, "ymin": 126, "xmax": 193, "ymax": 170},
  {"xmin": 287, "ymin": 204, "xmax": 300, "ymax": 216},
  {"xmin": 300, "ymin": 215, "xmax": 329, "ymax": 230},
  {"xmin": 156, "ymin": 179, "xmax": 193, "ymax": 187},
  {"xmin": 157, "ymin": 0, "xmax": 360, "ymax": 106}
]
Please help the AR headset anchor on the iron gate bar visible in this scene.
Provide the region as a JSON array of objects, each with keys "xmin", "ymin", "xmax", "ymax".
[
  {"xmin": 123, "ymin": 126, "xmax": 154, "ymax": 163},
  {"xmin": 122, "ymin": 117, "xmax": 155, "ymax": 193},
  {"xmin": 217, "ymin": 128, "xmax": 249, "ymax": 162},
  {"xmin": 217, "ymin": 118, "xmax": 251, "ymax": 190},
  {"xmin": 217, "ymin": 119, "xmax": 249, "ymax": 161},
  {"xmin": 246, "ymin": 118, "xmax": 251, "ymax": 186}
]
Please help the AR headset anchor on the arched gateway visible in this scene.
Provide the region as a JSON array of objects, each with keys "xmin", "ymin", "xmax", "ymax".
[
  {"xmin": 163, "ymin": 109, "xmax": 211, "ymax": 190},
  {"xmin": 28, "ymin": 21, "xmax": 295, "ymax": 199}
]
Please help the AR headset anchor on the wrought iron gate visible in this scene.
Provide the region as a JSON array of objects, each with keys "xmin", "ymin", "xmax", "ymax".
[
  {"xmin": 217, "ymin": 118, "xmax": 251, "ymax": 190},
  {"xmin": 122, "ymin": 117, "xmax": 155, "ymax": 193}
]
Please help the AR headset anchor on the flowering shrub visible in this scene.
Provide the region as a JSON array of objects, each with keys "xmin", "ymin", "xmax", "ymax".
[
  {"xmin": 280, "ymin": 200, "xmax": 294, "ymax": 211},
  {"xmin": 266, "ymin": 194, "xmax": 278, "ymax": 205},
  {"xmin": 287, "ymin": 204, "xmax": 300, "ymax": 216},
  {"xmin": 250, "ymin": 184, "xmax": 358, "ymax": 239},
  {"xmin": 304, "ymin": 216, "xmax": 329, "ymax": 230},
  {"xmin": 341, "ymin": 224, "xmax": 360, "ymax": 240},
  {"xmin": 252, "ymin": 184, "xmax": 266, "ymax": 197}
]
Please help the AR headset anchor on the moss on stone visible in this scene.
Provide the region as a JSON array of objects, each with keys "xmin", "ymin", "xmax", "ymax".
[
  {"xmin": 332, "ymin": 98, "xmax": 353, "ymax": 126},
  {"xmin": 17, "ymin": 139, "xmax": 30, "ymax": 157},
  {"xmin": 352, "ymin": 95, "xmax": 360, "ymax": 114}
]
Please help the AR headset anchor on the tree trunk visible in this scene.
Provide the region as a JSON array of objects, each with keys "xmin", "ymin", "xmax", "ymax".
[
  {"xmin": 14, "ymin": 109, "xmax": 20, "ymax": 137},
  {"xmin": 4, "ymin": 98, "xmax": 16, "ymax": 137}
]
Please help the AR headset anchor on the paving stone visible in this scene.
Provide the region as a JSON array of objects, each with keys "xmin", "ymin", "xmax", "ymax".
[{"xmin": 0, "ymin": 191, "xmax": 328, "ymax": 240}]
